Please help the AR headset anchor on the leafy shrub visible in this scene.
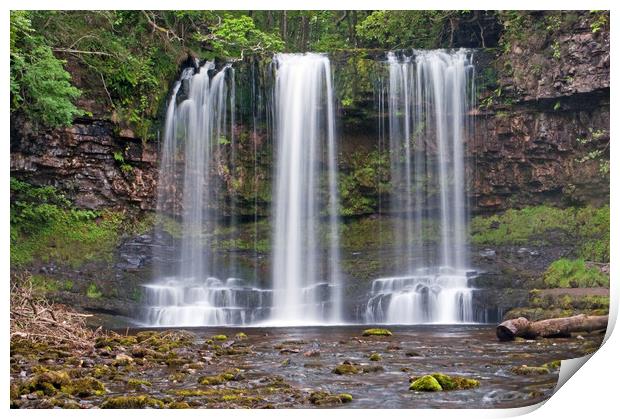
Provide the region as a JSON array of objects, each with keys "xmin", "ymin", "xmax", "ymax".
[
  {"xmin": 10, "ymin": 11, "xmax": 82, "ymax": 127},
  {"xmin": 543, "ymin": 259, "xmax": 609, "ymax": 288}
]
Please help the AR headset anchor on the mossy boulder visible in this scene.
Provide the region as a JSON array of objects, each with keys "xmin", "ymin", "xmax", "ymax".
[
  {"xmin": 338, "ymin": 393, "xmax": 354, "ymax": 403},
  {"xmin": 21, "ymin": 370, "xmax": 71, "ymax": 395},
  {"xmin": 91, "ymin": 365, "xmax": 113, "ymax": 379},
  {"xmin": 332, "ymin": 363, "xmax": 360, "ymax": 375},
  {"xmin": 168, "ymin": 401, "xmax": 191, "ymax": 409},
  {"xmin": 212, "ymin": 334, "xmax": 228, "ymax": 341},
  {"xmin": 199, "ymin": 369, "xmax": 241, "ymax": 385},
  {"xmin": 369, "ymin": 352, "xmax": 382, "ymax": 361},
  {"xmin": 510, "ymin": 365, "xmax": 550, "ymax": 375},
  {"xmin": 542, "ymin": 360, "xmax": 562, "ymax": 370},
  {"xmin": 362, "ymin": 328, "xmax": 392, "ymax": 337},
  {"xmin": 101, "ymin": 395, "xmax": 165, "ymax": 409},
  {"xmin": 127, "ymin": 378, "xmax": 152, "ymax": 390},
  {"xmin": 61, "ymin": 377, "xmax": 106, "ymax": 397},
  {"xmin": 309, "ymin": 391, "xmax": 347, "ymax": 406},
  {"xmin": 199, "ymin": 375, "xmax": 227, "ymax": 385},
  {"xmin": 409, "ymin": 373, "xmax": 480, "ymax": 391},
  {"xmin": 235, "ymin": 332, "xmax": 248, "ymax": 340},
  {"xmin": 95, "ymin": 335, "xmax": 138, "ymax": 349},
  {"xmin": 409, "ymin": 375, "xmax": 442, "ymax": 392},
  {"xmin": 135, "ymin": 330, "xmax": 195, "ymax": 352},
  {"xmin": 428, "ymin": 373, "xmax": 479, "ymax": 390},
  {"xmin": 112, "ymin": 353, "xmax": 134, "ymax": 366}
]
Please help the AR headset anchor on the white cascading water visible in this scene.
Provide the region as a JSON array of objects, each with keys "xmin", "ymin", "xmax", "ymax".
[
  {"xmin": 270, "ymin": 53, "xmax": 342, "ymax": 324},
  {"xmin": 142, "ymin": 61, "xmax": 271, "ymax": 326},
  {"xmin": 365, "ymin": 50, "xmax": 475, "ymax": 324}
]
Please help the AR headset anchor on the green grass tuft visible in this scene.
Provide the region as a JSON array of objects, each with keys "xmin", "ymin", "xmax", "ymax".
[{"xmin": 543, "ymin": 258, "xmax": 609, "ymax": 288}]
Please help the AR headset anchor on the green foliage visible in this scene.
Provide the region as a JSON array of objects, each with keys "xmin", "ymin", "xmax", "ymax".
[
  {"xmin": 575, "ymin": 128, "xmax": 610, "ymax": 176},
  {"xmin": 13, "ymin": 11, "xmax": 284, "ymax": 138},
  {"xmin": 10, "ymin": 11, "xmax": 82, "ymax": 127},
  {"xmin": 543, "ymin": 259, "xmax": 609, "ymax": 288},
  {"xmin": 30, "ymin": 275, "xmax": 62, "ymax": 293},
  {"xmin": 551, "ymin": 41, "xmax": 561, "ymax": 59},
  {"xmin": 10, "ymin": 178, "xmax": 125, "ymax": 268},
  {"xmin": 339, "ymin": 151, "xmax": 390, "ymax": 216},
  {"xmin": 203, "ymin": 15, "xmax": 284, "ymax": 58},
  {"xmin": 112, "ymin": 150, "xmax": 133, "ymax": 173},
  {"xmin": 86, "ymin": 283, "xmax": 103, "ymax": 299},
  {"xmin": 589, "ymin": 11, "xmax": 609, "ymax": 34},
  {"xmin": 471, "ymin": 205, "xmax": 609, "ymax": 262},
  {"xmin": 356, "ymin": 11, "xmax": 445, "ymax": 49}
]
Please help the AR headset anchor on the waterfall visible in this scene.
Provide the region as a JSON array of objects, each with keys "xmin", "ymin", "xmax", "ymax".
[
  {"xmin": 140, "ymin": 51, "xmax": 472, "ymax": 327},
  {"xmin": 142, "ymin": 61, "xmax": 270, "ymax": 326},
  {"xmin": 365, "ymin": 49, "xmax": 475, "ymax": 324},
  {"xmin": 270, "ymin": 53, "xmax": 342, "ymax": 324}
]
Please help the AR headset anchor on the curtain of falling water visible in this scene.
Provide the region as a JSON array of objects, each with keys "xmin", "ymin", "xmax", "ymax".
[
  {"xmin": 271, "ymin": 53, "xmax": 342, "ymax": 324},
  {"xmin": 144, "ymin": 62, "xmax": 273, "ymax": 326},
  {"xmin": 366, "ymin": 49, "xmax": 475, "ymax": 324}
]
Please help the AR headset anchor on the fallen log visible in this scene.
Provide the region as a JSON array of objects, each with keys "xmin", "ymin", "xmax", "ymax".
[{"xmin": 496, "ymin": 314, "xmax": 608, "ymax": 341}]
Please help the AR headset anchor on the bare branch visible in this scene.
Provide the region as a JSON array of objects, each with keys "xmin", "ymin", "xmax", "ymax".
[{"xmin": 53, "ymin": 48, "xmax": 112, "ymax": 56}]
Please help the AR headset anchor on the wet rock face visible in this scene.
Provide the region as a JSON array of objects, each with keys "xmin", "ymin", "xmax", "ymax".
[
  {"xmin": 10, "ymin": 116, "xmax": 158, "ymax": 210},
  {"xmin": 498, "ymin": 17, "xmax": 609, "ymax": 102},
  {"xmin": 469, "ymin": 15, "xmax": 610, "ymax": 212}
]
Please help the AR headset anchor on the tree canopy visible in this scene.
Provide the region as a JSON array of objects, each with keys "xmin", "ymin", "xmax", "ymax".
[{"xmin": 10, "ymin": 10, "xmax": 501, "ymax": 133}]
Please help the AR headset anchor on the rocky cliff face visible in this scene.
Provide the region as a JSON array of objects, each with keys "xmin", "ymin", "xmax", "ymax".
[
  {"xmin": 470, "ymin": 12, "xmax": 610, "ymax": 212},
  {"xmin": 470, "ymin": 94, "xmax": 609, "ymax": 211},
  {"xmin": 10, "ymin": 117, "xmax": 158, "ymax": 210}
]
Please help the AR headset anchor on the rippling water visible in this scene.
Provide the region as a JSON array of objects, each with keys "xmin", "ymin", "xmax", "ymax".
[{"xmin": 120, "ymin": 324, "xmax": 600, "ymax": 409}]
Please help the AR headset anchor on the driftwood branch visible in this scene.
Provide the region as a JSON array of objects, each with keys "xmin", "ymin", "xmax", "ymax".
[
  {"xmin": 10, "ymin": 274, "xmax": 100, "ymax": 350},
  {"xmin": 497, "ymin": 314, "xmax": 608, "ymax": 341}
]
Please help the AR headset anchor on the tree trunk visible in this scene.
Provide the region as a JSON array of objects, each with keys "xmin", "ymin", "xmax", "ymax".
[
  {"xmin": 266, "ymin": 11, "xmax": 273, "ymax": 28},
  {"xmin": 497, "ymin": 314, "xmax": 608, "ymax": 341},
  {"xmin": 281, "ymin": 11, "xmax": 288, "ymax": 44},
  {"xmin": 300, "ymin": 14, "xmax": 309, "ymax": 51}
]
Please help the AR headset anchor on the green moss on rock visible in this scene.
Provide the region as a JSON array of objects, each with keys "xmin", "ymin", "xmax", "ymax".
[
  {"xmin": 101, "ymin": 395, "xmax": 165, "ymax": 409},
  {"xmin": 429, "ymin": 373, "xmax": 479, "ymax": 390},
  {"xmin": 212, "ymin": 334, "xmax": 228, "ymax": 341},
  {"xmin": 198, "ymin": 369, "xmax": 241, "ymax": 385},
  {"xmin": 167, "ymin": 401, "xmax": 191, "ymax": 409},
  {"xmin": 21, "ymin": 370, "xmax": 71, "ymax": 395},
  {"xmin": 362, "ymin": 328, "xmax": 392, "ymax": 337},
  {"xmin": 511, "ymin": 365, "xmax": 550, "ymax": 375},
  {"xmin": 332, "ymin": 363, "xmax": 360, "ymax": 375},
  {"xmin": 338, "ymin": 393, "xmax": 354, "ymax": 403},
  {"xmin": 309, "ymin": 391, "xmax": 344, "ymax": 406},
  {"xmin": 369, "ymin": 352, "xmax": 382, "ymax": 361},
  {"xmin": 409, "ymin": 373, "xmax": 480, "ymax": 391},
  {"xmin": 61, "ymin": 377, "xmax": 106, "ymax": 397},
  {"xmin": 127, "ymin": 378, "xmax": 152, "ymax": 390},
  {"xmin": 409, "ymin": 375, "xmax": 442, "ymax": 392},
  {"xmin": 543, "ymin": 360, "xmax": 562, "ymax": 370}
]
